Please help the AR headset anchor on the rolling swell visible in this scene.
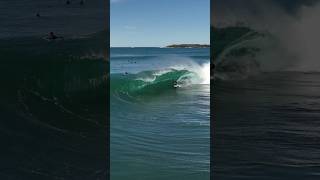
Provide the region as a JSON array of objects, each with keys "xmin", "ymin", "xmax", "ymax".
[
  {"xmin": 111, "ymin": 69, "xmax": 195, "ymax": 101},
  {"xmin": 213, "ymin": 27, "xmax": 264, "ymax": 80},
  {"xmin": 213, "ymin": 26, "xmax": 315, "ymax": 81},
  {"xmin": 0, "ymin": 32, "xmax": 108, "ymax": 179},
  {"xmin": 212, "ymin": 26, "xmax": 291, "ymax": 80}
]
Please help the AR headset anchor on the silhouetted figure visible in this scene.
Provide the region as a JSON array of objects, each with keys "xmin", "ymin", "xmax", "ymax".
[
  {"xmin": 48, "ymin": 32, "xmax": 58, "ymax": 40},
  {"xmin": 66, "ymin": 0, "xmax": 71, "ymax": 5},
  {"xmin": 173, "ymin": 81, "xmax": 179, "ymax": 88},
  {"xmin": 80, "ymin": 0, "xmax": 84, "ymax": 5},
  {"xmin": 45, "ymin": 32, "xmax": 64, "ymax": 41},
  {"xmin": 36, "ymin": 13, "xmax": 40, "ymax": 17}
]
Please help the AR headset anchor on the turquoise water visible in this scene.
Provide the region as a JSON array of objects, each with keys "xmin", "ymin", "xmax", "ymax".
[{"xmin": 110, "ymin": 48, "xmax": 210, "ymax": 180}]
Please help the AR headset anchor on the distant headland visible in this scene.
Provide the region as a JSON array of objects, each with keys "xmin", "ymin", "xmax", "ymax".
[{"xmin": 166, "ymin": 44, "xmax": 210, "ymax": 48}]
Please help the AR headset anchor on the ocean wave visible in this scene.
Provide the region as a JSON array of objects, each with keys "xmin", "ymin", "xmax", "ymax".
[
  {"xmin": 213, "ymin": 21, "xmax": 320, "ymax": 80},
  {"xmin": 111, "ymin": 62, "xmax": 210, "ymax": 100},
  {"xmin": 0, "ymin": 31, "xmax": 108, "ymax": 129},
  {"xmin": 0, "ymin": 30, "xmax": 108, "ymax": 61},
  {"xmin": 213, "ymin": 26, "xmax": 288, "ymax": 80}
]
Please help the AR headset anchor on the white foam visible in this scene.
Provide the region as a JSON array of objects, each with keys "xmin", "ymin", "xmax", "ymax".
[{"xmin": 171, "ymin": 62, "xmax": 210, "ymax": 85}]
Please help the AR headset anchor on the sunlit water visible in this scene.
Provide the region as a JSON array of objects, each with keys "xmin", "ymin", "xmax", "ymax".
[{"xmin": 110, "ymin": 48, "xmax": 210, "ymax": 180}]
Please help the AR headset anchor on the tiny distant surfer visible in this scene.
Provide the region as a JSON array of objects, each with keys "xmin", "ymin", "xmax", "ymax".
[
  {"xmin": 43, "ymin": 32, "xmax": 64, "ymax": 41},
  {"xmin": 48, "ymin": 32, "xmax": 58, "ymax": 40},
  {"xmin": 47, "ymin": 32, "xmax": 64, "ymax": 40},
  {"xmin": 173, "ymin": 80, "xmax": 180, "ymax": 88}
]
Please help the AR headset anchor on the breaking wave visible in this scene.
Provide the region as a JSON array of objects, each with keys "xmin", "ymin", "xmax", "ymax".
[{"xmin": 111, "ymin": 62, "xmax": 210, "ymax": 100}]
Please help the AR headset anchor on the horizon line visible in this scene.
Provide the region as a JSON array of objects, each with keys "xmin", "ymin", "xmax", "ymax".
[{"xmin": 110, "ymin": 43, "xmax": 211, "ymax": 48}]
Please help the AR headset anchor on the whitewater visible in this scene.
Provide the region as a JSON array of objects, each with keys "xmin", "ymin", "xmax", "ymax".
[{"xmin": 110, "ymin": 47, "xmax": 210, "ymax": 180}]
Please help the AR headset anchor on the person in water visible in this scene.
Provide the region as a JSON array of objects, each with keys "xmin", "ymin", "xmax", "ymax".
[
  {"xmin": 66, "ymin": 0, "xmax": 71, "ymax": 5},
  {"xmin": 80, "ymin": 0, "xmax": 84, "ymax": 5},
  {"xmin": 47, "ymin": 32, "xmax": 64, "ymax": 40},
  {"xmin": 48, "ymin": 32, "xmax": 58, "ymax": 40},
  {"xmin": 173, "ymin": 81, "xmax": 178, "ymax": 88},
  {"xmin": 36, "ymin": 13, "xmax": 40, "ymax": 17}
]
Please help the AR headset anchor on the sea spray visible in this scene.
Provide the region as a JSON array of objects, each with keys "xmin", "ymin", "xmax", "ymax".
[
  {"xmin": 214, "ymin": 1, "xmax": 320, "ymax": 74},
  {"xmin": 170, "ymin": 61, "xmax": 211, "ymax": 85},
  {"xmin": 110, "ymin": 61, "xmax": 210, "ymax": 100}
]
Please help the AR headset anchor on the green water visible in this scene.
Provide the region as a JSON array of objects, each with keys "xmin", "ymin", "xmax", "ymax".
[{"xmin": 110, "ymin": 48, "xmax": 210, "ymax": 180}]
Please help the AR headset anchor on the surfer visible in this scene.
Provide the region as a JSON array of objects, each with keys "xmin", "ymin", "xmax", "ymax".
[
  {"xmin": 36, "ymin": 13, "xmax": 40, "ymax": 17},
  {"xmin": 49, "ymin": 32, "xmax": 58, "ymax": 40},
  {"xmin": 173, "ymin": 81, "xmax": 179, "ymax": 88},
  {"xmin": 80, "ymin": 0, "xmax": 84, "ymax": 5},
  {"xmin": 48, "ymin": 32, "xmax": 58, "ymax": 40},
  {"xmin": 66, "ymin": 0, "xmax": 71, "ymax": 5},
  {"xmin": 45, "ymin": 32, "xmax": 64, "ymax": 41}
]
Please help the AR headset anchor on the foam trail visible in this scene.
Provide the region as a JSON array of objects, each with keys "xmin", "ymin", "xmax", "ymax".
[
  {"xmin": 198, "ymin": 62, "xmax": 210, "ymax": 85},
  {"xmin": 171, "ymin": 62, "xmax": 210, "ymax": 85}
]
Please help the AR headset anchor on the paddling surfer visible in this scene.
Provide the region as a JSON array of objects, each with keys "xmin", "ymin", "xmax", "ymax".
[
  {"xmin": 49, "ymin": 32, "xmax": 58, "ymax": 39},
  {"xmin": 45, "ymin": 32, "xmax": 64, "ymax": 41}
]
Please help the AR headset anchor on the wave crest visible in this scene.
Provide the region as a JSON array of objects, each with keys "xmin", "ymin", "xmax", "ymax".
[{"xmin": 111, "ymin": 62, "xmax": 210, "ymax": 100}]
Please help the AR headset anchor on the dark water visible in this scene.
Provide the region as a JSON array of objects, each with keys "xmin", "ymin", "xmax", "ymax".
[
  {"xmin": 110, "ymin": 48, "xmax": 210, "ymax": 180},
  {"xmin": 214, "ymin": 72, "xmax": 320, "ymax": 179},
  {"xmin": 212, "ymin": 26, "xmax": 320, "ymax": 179},
  {"xmin": 0, "ymin": 0, "xmax": 108, "ymax": 179},
  {"xmin": 0, "ymin": 32, "xmax": 108, "ymax": 179},
  {"xmin": 0, "ymin": 0, "xmax": 106, "ymax": 38}
]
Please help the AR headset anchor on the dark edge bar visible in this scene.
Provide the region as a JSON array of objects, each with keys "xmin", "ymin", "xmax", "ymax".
[
  {"xmin": 210, "ymin": 0, "xmax": 214, "ymax": 179},
  {"xmin": 105, "ymin": 0, "xmax": 110, "ymax": 179}
]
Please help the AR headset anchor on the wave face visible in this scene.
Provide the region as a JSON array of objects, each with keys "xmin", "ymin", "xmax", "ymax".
[
  {"xmin": 213, "ymin": 27, "xmax": 266, "ymax": 80},
  {"xmin": 110, "ymin": 47, "xmax": 210, "ymax": 180},
  {"xmin": 212, "ymin": 26, "xmax": 301, "ymax": 80},
  {"xmin": 111, "ymin": 63, "xmax": 210, "ymax": 100},
  {"xmin": 0, "ymin": 32, "xmax": 108, "ymax": 179}
]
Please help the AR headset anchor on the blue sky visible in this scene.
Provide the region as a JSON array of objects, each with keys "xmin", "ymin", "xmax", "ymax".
[{"xmin": 111, "ymin": 0, "xmax": 210, "ymax": 47}]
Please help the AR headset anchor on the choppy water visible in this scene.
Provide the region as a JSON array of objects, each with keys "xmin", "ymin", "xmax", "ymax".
[
  {"xmin": 110, "ymin": 48, "xmax": 210, "ymax": 180},
  {"xmin": 214, "ymin": 72, "xmax": 320, "ymax": 179},
  {"xmin": 0, "ymin": 1, "xmax": 108, "ymax": 178},
  {"xmin": 213, "ymin": 26, "xmax": 320, "ymax": 179},
  {"xmin": 0, "ymin": 32, "xmax": 108, "ymax": 179}
]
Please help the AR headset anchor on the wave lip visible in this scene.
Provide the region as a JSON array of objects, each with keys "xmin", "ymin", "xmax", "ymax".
[{"xmin": 111, "ymin": 62, "xmax": 210, "ymax": 100}]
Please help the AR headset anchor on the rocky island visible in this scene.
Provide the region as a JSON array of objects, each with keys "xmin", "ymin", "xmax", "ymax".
[{"xmin": 166, "ymin": 44, "xmax": 210, "ymax": 48}]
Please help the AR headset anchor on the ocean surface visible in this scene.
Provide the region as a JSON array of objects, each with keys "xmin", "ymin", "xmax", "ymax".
[
  {"xmin": 110, "ymin": 47, "xmax": 210, "ymax": 180},
  {"xmin": 213, "ymin": 26, "xmax": 320, "ymax": 179},
  {"xmin": 0, "ymin": 0, "xmax": 106, "ymax": 38},
  {"xmin": 0, "ymin": 32, "xmax": 108, "ymax": 179},
  {"xmin": 214, "ymin": 72, "xmax": 320, "ymax": 179},
  {"xmin": 0, "ymin": 1, "xmax": 108, "ymax": 179}
]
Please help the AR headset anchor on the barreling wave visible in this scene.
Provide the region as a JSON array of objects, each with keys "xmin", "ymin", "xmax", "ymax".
[
  {"xmin": 111, "ymin": 62, "xmax": 210, "ymax": 101},
  {"xmin": 213, "ymin": 26, "xmax": 295, "ymax": 80},
  {"xmin": 213, "ymin": 27, "xmax": 264, "ymax": 80}
]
